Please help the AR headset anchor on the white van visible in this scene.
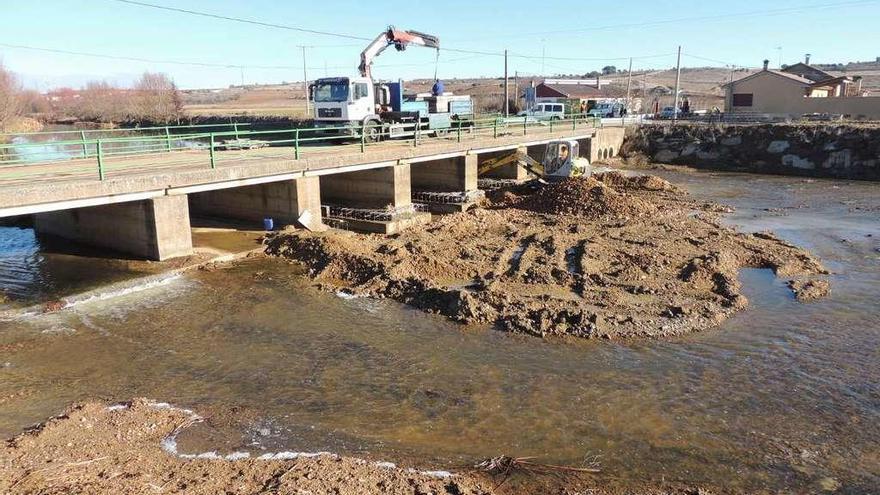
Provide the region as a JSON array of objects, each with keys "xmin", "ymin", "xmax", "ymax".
[{"xmin": 518, "ymin": 102, "xmax": 566, "ymax": 121}]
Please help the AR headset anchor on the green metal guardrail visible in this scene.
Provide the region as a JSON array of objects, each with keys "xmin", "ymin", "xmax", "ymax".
[{"xmin": 0, "ymin": 115, "xmax": 602, "ymax": 181}]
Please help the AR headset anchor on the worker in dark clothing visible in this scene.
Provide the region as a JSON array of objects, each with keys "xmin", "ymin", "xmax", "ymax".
[{"xmin": 432, "ymin": 80, "xmax": 444, "ymax": 96}]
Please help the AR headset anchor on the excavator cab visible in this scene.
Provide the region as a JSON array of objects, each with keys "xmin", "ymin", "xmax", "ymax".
[{"xmin": 542, "ymin": 140, "xmax": 589, "ymax": 178}]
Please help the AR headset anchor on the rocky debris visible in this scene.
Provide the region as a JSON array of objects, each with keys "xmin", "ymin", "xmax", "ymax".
[
  {"xmin": 0, "ymin": 399, "xmax": 494, "ymax": 495},
  {"xmin": 266, "ymin": 174, "xmax": 828, "ymax": 339},
  {"xmin": 594, "ymin": 171, "xmax": 681, "ymax": 193},
  {"xmin": 788, "ymin": 279, "xmax": 831, "ymax": 302}
]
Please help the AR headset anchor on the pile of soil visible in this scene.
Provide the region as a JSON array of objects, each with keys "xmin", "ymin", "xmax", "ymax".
[
  {"xmin": 515, "ymin": 176, "xmax": 655, "ymax": 220},
  {"xmin": 788, "ymin": 278, "xmax": 831, "ymax": 302},
  {"xmin": 266, "ymin": 173, "xmax": 828, "ymax": 339},
  {"xmin": 0, "ymin": 399, "xmax": 494, "ymax": 495}
]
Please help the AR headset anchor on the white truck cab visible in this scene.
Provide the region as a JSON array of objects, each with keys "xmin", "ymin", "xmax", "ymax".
[{"xmin": 313, "ymin": 77, "xmax": 380, "ymax": 130}]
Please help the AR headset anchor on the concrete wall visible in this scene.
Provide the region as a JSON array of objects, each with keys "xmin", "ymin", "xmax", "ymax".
[
  {"xmin": 320, "ymin": 164, "xmax": 412, "ymax": 209},
  {"xmin": 34, "ymin": 195, "xmax": 193, "ymax": 260},
  {"xmin": 189, "ymin": 177, "xmax": 321, "ymax": 227},
  {"xmin": 410, "ymin": 155, "xmax": 477, "ymax": 192},
  {"xmin": 589, "ymin": 127, "xmax": 626, "ymax": 162},
  {"xmin": 622, "ymin": 123, "xmax": 880, "ymax": 180}
]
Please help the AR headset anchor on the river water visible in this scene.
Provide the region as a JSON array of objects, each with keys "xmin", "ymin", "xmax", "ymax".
[{"xmin": 1, "ymin": 170, "xmax": 878, "ymax": 493}]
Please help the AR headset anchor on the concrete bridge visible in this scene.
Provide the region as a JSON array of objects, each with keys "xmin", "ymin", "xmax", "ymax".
[{"xmin": 0, "ymin": 121, "xmax": 625, "ymax": 260}]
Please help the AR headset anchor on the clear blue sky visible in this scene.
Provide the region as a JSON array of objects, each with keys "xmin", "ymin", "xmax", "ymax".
[{"xmin": 2, "ymin": 0, "xmax": 879, "ymax": 89}]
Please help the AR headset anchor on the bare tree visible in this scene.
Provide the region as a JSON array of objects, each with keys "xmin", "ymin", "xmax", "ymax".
[
  {"xmin": 132, "ymin": 72, "xmax": 182, "ymax": 123},
  {"xmin": 77, "ymin": 81, "xmax": 131, "ymax": 123},
  {"xmin": 0, "ymin": 61, "xmax": 21, "ymax": 129}
]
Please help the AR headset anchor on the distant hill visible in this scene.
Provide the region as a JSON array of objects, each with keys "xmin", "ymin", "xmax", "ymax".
[{"xmin": 178, "ymin": 63, "xmax": 880, "ymax": 118}]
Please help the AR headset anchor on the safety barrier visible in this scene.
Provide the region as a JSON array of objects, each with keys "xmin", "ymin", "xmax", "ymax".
[{"xmin": 0, "ymin": 115, "xmax": 601, "ymax": 181}]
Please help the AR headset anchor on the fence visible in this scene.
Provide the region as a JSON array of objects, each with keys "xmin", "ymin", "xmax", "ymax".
[{"xmin": 0, "ymin": 115, "xmax": 602, "ymax": 182}]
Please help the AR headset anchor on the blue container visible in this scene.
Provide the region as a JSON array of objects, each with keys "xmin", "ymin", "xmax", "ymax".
[{"xmin": 263, "ymin": 217, "xmax": 274, "ymax": 231}]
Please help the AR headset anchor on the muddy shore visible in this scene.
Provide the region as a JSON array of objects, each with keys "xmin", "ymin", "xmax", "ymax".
[
  {"xmin": 0, "ymin": 399, "xmax": 495, "ymax": 495},
  {"xmin": 0, "ymin": 399, "xmax": 721, "ymax": 495},
  {"xmin": 266, "ymin": 172, "xmax": 828, "ymax": 339}
]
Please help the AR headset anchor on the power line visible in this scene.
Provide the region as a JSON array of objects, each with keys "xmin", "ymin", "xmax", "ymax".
[
  {"xmin": 0, "ymin": 42, "xmax": 484, "ymax": 72},
  {"xmin": 112, "ymin": 0, "xmax": 372, "ymax": 41}
]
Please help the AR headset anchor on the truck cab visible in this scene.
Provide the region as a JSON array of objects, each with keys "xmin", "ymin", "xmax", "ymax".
[{"xmin": 312, "ymin": 77, "xmax": 379, "ymax": 130}]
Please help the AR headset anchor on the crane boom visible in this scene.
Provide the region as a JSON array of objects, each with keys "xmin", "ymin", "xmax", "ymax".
[{"xmin": 359, "ymin": 26, "xmax": 440, "ymax": 79}]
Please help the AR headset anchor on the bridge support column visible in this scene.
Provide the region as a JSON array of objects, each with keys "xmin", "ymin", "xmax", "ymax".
[
  {"xmin": 319, "ymin": 163, "xmax": 430, "ymax": 234},
  {"xmin": 189, "ymin": 177, "xmax": 323, "ymax": 230},
  {"xmin": 411, "ymin": 154, "xmax": 483, "ymax": 213},
  {"xmin": 33, "ymin": 195, "xmax": 193, "ymax": 261},
  {"xmin": 479, "ymin": 146, "xmax": 530, "ymax": 181}
]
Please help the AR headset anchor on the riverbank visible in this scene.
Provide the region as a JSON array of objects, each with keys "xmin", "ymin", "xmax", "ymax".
[
  {"xmin": 266, "ymin": 172, "xmax": 828, "ymax": 339},
  {"xmin": 0, "ymin": 399, "xmax": 494, "ymax": 495},
  {"xmin": 622, "ymin": 123, "xmax": 880, "ymax": 180}
]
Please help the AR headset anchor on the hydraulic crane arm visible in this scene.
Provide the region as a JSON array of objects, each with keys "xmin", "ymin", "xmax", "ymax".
[{"xmin": 359, "ymin": 26, "xmax": 440, "ymax": 79}]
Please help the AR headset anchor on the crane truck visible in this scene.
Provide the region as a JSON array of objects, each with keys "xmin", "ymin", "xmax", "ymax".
[{"xmin": 311, "ymin": 26, "xmax": 474, "ymax": 141}]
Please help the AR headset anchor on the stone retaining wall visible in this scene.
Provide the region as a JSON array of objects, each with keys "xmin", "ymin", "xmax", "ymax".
[{"xmin": 622, "ymin": 123, "xmax": 880, "ymax": 180}]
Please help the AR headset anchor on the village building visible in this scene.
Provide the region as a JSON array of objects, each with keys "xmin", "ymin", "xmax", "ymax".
[{"xmin": 724, "ymin": 58, "xmax": 878, "ymax": 119}]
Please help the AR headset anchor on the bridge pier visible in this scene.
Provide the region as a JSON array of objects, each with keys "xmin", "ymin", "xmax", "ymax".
[
  {"xmin": 33, "ymin": 195, "xmax": 193, "ymax": 261},
  {"xmin": 319, "ymin": 163, "xmax": 430, "ymax": 234},
  {"xmin": 189, "ymin": 177, "xmax": 324, "ymax": 230},
  {"xmin": 410, "ymin": 155, "xmax": 482, "ymax": 213}
]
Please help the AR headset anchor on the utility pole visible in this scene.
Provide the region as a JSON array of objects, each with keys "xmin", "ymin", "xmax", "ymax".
[
  {"xmin": 625, "ymin": 57, "xmax": 633, "ymax": 112},
  {"xmin": 240, "ymin": 66, "xmax": 245, "ymax": 87},
  {"xmin": 503, "ymin": 49, "xmax": 509, "ymax": 117},
  {"xmin": 541, "ymin": 39, "xmax": 546, "ymax": 77},
  {"xmin": 673, "ymin": 45, "xmax": 682, "ymax": 121},
  {"xmin": 300, "ymin": 45, "xmax": 311, "ymax": 117}
]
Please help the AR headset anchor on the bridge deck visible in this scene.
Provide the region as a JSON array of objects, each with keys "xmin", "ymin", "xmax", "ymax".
[{"xmin": 1, "ymin": 125, "xmax": 598, "ymax": 216}]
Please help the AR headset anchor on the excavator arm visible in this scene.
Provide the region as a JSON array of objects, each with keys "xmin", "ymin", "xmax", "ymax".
[
  {"xmin": 359, "ymin": 26, "xmax": 440, "ymax": 79},
  {"xmin": 478, "ymin": 150, "xmax": 547, "ymax": 179}
]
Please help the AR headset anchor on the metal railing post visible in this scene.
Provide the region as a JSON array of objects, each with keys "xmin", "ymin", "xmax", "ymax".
[
  {"xmin": 493, "ymin": 119, "xmax": 498, "ymax": 139},
  {"xmin": 523, "ymin": 115, "xmax": 527, "ymax": 136},
  {"xmin": 549, "ymin": 118, "xmax": 554, "ymax": 133},
  {"xmin": 294, "ymin": 129, "xmax": 300, "ymax": 160},
  {"xmin": 414, "ymin": 122, "xmax": 419, "ymax": 147},
  {"xmin": 80, "ymin": 130, "xmax": 88, "ymax": 158},
  {"xmin": 209, "ymin": 133, "xmax": 216, "ymax": 169},
  {"xmin": 360, "ymin": 121, "xmax": 366, "ymax": 153},
  {"xmin": 572, "ymin": 114, "xmax": 577, "ymax": 130},
  {"xmin": 233, "ymin": 122, "xmax": 240, "ymax": 140},
  {"xmin": 165, "ymin": 126, "xmax": 172, "ymax": 152},
  {"xmin": 96, "ymin": 139, "xmax": 105, "ymax": 180},
  {"xmin": 457, "ymin": 121, "xmax": 462, "ymax": 143}
]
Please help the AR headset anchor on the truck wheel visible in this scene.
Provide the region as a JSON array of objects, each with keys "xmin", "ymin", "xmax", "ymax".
[{"xmin": 363, "ymin": 120, "xmax": 382, "ymax": 142}]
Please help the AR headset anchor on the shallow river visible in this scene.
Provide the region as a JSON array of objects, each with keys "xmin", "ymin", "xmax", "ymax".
[{"xmin": 1, "ymin": 170, "xmax": 878, "ymax": 493}]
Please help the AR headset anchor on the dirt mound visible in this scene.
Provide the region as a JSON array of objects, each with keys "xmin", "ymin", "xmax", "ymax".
[
  {"xmin": 788, "ymin": 278, "xmax": 831, "ymax": 302},
  {"xmin": 266, "ymin": 175, "xmax": 828, "ymax": 340},
  {"xmin": 517, "ymin": 177, "xmax": 655, "ymax": 219},
  {"xmin": 594, "ymin": 171, "xmax": 681, "ymax": 193}
]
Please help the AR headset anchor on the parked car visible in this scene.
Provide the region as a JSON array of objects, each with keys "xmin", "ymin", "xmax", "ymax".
[
  {"xmin": 588, "ymin": 102, "xmax": 625, "ymax": 118},
  {"xmin": 658, "ymin": 106, "xmax": 679, "ymax": 119},
  {"xmin": 518, "ymin": 103, "xmax": 567, "ymax": 121}
]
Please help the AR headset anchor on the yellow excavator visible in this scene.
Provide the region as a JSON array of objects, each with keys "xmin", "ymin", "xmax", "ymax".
[{"xmin": 478, "ymin": 139, "xmax": 590, "ymax": 181}]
